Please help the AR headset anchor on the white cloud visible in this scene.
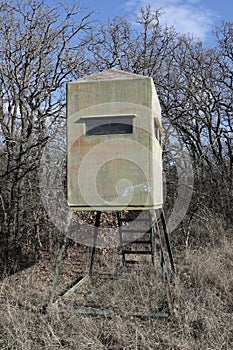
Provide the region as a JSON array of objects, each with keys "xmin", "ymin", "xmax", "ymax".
[{"xmin": 124, "ymin": 0, "xmax": 216, "ymax": 41}]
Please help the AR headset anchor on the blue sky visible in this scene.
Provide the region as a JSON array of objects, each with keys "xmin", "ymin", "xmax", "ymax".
[{"xmin": 78, "ymin": 0, "xmax": 233, "ymax": 46}]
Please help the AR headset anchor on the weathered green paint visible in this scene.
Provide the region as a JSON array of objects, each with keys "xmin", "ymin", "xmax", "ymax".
[{"xmin": 67, "ymin": 69, "xmax": 163, "ymax": 211}]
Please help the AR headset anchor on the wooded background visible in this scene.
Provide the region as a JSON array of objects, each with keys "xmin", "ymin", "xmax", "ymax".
[{"xmin": 0, "ymin": 0, "xmax": 232, "ymax": 275}]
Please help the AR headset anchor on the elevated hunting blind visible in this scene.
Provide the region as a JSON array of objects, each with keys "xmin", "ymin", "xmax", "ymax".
[
  {"xmin": 67, "ymin": 69, "xmax": 163, "ymax": 211},
  {"xmin": 49, "ymin": 69, "xmax": 175, "ymax": 316}
]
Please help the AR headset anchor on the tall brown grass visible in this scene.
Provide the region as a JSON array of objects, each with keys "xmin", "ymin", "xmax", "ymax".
[{"xmin": 0, "ymin": 218, "xmax": 232, "ymax": 350}]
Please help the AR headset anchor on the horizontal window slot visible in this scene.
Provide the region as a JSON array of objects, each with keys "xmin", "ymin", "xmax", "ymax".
[{"xmin": 77, "ymin": 115, "xmax": 135, "ymax": 136}]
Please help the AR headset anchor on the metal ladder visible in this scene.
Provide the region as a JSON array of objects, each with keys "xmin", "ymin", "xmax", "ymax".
[
  {"xmin": 117, "ymin": 210, "xmax": 175, "ymax": 270},
  {"xmin": 117, "ymin": 210, "xmax": 155, "ymax": 266}
]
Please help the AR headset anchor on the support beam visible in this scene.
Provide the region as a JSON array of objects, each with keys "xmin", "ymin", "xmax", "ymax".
[{"xmin": 89, "ymin": 211, "xmax": 101, "ymax": 276}]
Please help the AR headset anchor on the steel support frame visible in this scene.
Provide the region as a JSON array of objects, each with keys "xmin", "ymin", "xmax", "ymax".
[{"xmin": 48, "ymin": 209, "xmax": 175, "ymax": 317}]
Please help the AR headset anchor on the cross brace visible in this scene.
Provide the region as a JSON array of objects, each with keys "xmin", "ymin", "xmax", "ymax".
[{"xmin": 48, "ymin": 209, "xmax": 175, "ymax": 316}]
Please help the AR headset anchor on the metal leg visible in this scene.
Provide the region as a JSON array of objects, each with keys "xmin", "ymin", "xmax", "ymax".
[
  {"xmin": 153, "ymin": 210, "xmax": 175, "ymax": 313},
  {"xmin": 89, "ymin": 211, "xmax": 101, "ymax": 276},
  {"xmin": 117, "ymin": 211, "xmax": 126, "ymax": 266},
  {"xmin": 160, "ymin": 209, "xmax": 175, "ymax": 273},
  {"xmin": 149, "ymin": 210, "xmax": 155, "ymax": 266}
]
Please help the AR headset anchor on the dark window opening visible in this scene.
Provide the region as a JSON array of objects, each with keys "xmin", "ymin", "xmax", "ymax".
[{"xmin": 85, "ymin": 116, "xmax": 134, "ymax": 136}]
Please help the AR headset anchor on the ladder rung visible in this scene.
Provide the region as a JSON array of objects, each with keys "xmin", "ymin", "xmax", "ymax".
[
  {"xmin": 122, "ymin": 240, "xmax": 151, "ymax": 245},
  {"xmin": 120, "ymin": 229, "xmax": 151, "ymax": 234},
  {"xmin": 119, "ymin": 218, "xmax": 150, "ymax": 223},
  {"xmin": 122, "ymin": 250, "xmax": 152, "ymax": 255}
]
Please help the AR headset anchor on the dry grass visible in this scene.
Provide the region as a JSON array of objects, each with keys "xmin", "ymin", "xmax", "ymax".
[{"xmin": 0, "ymin": 225, "xmax": 232, "ymax": 349}]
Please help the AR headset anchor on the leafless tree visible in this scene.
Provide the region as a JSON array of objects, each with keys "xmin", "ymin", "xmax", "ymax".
[
  {"xmin": 0, "ymin": 2, "xmax": 232, "ymax": 272},
  {"xmin": 86, "ymin": 6, "xmax": 232, "ymax": 230},
  {"xmin": 0, "ymin": 0, "xmax": 94, "ymax": 271}
]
